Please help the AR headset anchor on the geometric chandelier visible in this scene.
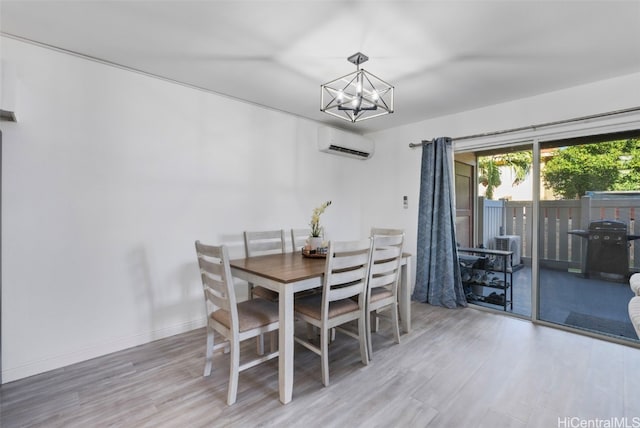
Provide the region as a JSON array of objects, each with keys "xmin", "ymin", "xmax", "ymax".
[{"xmin": 320, "ymin": 52, "xmax": 394, "ymax": 123}]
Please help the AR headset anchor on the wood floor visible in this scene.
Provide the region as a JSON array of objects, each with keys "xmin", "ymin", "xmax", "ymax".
[{"xmin": 2, "ymin": 303, "xmax": 639, "ymax": 427}]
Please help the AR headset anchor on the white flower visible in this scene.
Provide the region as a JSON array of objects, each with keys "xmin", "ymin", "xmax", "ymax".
[{"xmin": 310, "ymin": 201, "xmax": 331, "ymax": 237}]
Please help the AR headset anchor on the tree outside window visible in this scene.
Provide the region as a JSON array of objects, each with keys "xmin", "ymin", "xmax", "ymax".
[{"xmin": 542, "ymin": 138, "xmax": 640, "ymax": 199}]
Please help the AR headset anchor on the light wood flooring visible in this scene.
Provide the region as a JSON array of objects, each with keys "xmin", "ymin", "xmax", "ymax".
[{"xmin": 2, "ymin": 303, "xmax": 640, "ymax": 427}]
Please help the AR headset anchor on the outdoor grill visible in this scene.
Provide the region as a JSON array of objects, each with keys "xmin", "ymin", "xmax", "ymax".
[{"xmin": 569, "ymin": 220, "xmax": 640, "ymax": 277}]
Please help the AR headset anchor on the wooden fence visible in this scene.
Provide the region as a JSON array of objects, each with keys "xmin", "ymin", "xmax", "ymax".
[{"xmin": 478, "ymin": 196, "xmax": 640, "ymax": 271}]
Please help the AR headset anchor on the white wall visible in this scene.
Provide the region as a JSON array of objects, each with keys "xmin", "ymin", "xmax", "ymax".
[
  {"xmin": 363, "ymin": 72, "xmax": 640, "ymax": 268},
  {"xmin": 0, "ymin": 37, "xmax": 368, "ymax": 382}
]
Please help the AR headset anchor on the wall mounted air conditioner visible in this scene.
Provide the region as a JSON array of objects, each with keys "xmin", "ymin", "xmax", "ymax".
[
  {"xmin": 317, "ymin": 127, "xmax": 374, "ymax": 160},
  {"xmin": 495, "ymin": 235, "xmax": 521, "ymax": 266}
]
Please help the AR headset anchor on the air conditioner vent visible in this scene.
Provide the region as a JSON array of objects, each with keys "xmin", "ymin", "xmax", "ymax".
[
  {"xmin": 317, "ymin": 127, "xmax": 374, "ymax": 160},
  {"xmin": 327, "ymin": 144, "xmax": 371, "ymax": 159}
]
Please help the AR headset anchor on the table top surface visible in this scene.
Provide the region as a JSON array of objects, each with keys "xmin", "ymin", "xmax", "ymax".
[
  {"xmin": 230, "ymin": 251, "xmax": 412, "ymax": 284},
  {"xmin": 230, "ymin": 252, "xmax": 326, "ymax": 283}
]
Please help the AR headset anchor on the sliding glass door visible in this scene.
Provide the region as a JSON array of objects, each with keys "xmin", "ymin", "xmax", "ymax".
[
  {"xmin": 454, "ymin": 127, "xmax": 640, "ymax": 343},
  {"xmin": 455, "ymin": 145, "xmax": 533, "ymax": 318},
  {"xmin": 537, "ymin": 132, "xmax": 640, "ymax": 341},
  {"xmin": 455, "ymin": 131, "xmax": 640, "ymax": 342}
]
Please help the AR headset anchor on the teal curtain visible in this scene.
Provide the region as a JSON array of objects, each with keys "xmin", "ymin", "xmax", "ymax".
[{"xmin": 412, "ymin": 137, "xmax": 466, "ymax": 308}]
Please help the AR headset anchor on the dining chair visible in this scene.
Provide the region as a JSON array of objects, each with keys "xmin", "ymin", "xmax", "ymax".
[
  {"xmin": 293, "ymin": 238, "xmax": 372, "ymax": 386},
  {"xmin": 366, "ymin": 233, "xmax": 405, "ymax": 359},
  {"xmin": 195, "ymin": 241, "xmax": 279, "ymax": 405},
  {"xmin": 243, "ymin": 229, "xmax": 286, "ymax": 301},
  {"xmin": 290, "ymin": 228, "xmax": 311, "ymax": 252},
  {"xmin": 369, "ymin": 227, "xmax": 404, "ymax": 324}
]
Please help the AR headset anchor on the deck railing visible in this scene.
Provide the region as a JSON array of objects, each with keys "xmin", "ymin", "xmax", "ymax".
[{"xmin": 478, "ymin": 195, "xmax": 640, "ymax": 271}]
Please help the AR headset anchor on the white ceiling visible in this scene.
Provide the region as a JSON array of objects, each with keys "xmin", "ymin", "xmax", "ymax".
[{"xmin": 1, "ymin": 0, "xmax": 639, "ymax": 133}]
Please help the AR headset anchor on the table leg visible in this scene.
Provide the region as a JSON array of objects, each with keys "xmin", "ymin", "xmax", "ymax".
[
  {"xmin": 399, "ymin": 257, "xmax": 412, "ymax": 334},
  {"xmin": 279, "ymin": 287, "xmax": 295, "ymax": 404}
]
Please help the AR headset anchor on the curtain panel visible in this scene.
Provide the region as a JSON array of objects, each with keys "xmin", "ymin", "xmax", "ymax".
[{"xmin": 412, "ymin": 137, "xmax": 466, "ymax": 308}]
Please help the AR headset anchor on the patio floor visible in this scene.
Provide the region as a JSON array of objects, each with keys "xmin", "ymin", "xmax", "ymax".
[{"xmin": 471, "ymin": 265, "xmax": 639, "ymax": 341}]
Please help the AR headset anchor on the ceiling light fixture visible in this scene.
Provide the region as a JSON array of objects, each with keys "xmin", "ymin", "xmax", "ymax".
[{"xmin": 320, "ymin": 52, "xmax": 394, "ymax": 123}]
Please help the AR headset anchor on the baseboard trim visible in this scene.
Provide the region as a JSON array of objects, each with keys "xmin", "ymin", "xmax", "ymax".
[{"xmin": 1, "ymin": 318, "xmax": 206, "ymax": 384}]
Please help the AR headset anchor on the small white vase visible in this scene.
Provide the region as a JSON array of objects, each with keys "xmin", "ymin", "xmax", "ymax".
[{"xmin": 308, "ymin": 237, "xmax": 323, "ymax": 250}]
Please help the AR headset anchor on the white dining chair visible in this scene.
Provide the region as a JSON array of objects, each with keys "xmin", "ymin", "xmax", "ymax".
[
  {"xmin": 293, "ymin": 238, "xmax": 372, "ymax": 386},
  {"xmin": 195, "ymin": 241, "xmax": 279, "ymax": 405},
  {"xmin": 366, "ymin": 233, "xmax": 405, "ymax": 359}
]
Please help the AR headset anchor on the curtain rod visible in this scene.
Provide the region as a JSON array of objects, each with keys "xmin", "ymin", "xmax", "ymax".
[{"xmin": 408, "ymin": 106, "xmax": 640, "ymax": 148}]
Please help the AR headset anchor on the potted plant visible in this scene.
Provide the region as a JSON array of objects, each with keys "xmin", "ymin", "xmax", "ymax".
[{"xmin": 307, "ymin": 200, "xmax": 331, "ymax": 250}]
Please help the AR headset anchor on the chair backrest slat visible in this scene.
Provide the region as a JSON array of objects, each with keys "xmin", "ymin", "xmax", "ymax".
[
  {"xmin": 202, "ymin": 274, "xmax": 231, "ymax": 309},
  {"xmin": 328, "ymin": 278, "xmax": 367, "ymax": 302},
  {"xmin": 368, "ymin": 271, "xmax": 399, "ymax": 289},
  {"xmin": 330, "ymin": 251, "xmax": 370, "ymax": 271},
  {"xmin": 370, "ymin": 227, "xmax": 404, "ymax": 237},
  {"xmin": 329, "ymin": 268, "xmax": 368, "ymax": 288},
  {"xmin": 372, "ymin": 247, "xmax": 401, "ymax": 263},
  {"xmin": 371, "ymin": 256, "xmax": 401, "ymax": 273}
]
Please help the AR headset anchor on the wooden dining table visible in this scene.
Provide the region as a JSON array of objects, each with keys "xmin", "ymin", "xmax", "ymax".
[{"xmin": 229, "ymin": 251, "xmax": 412, "ymax": 404}]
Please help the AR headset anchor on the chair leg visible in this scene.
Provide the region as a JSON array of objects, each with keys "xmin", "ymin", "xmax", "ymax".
[
  {"xmin": 320, "ymin": 327, "xmax": 330, "ymax": 387},
  {"xmin": 391, "ymin": 303, "xmax": 401, "ymax": 345},
  {"xmin": 366, "ymin": 311, "xmax": 373, "ymax": 361},
  {"xmin": 358, "ymin": 316, "xmax": 369, "ymax": 365},
  {"xmin": 373, "ymin": 310, "xmax": 380, "ymax": 332},
  {"xmin": 269, "ymin": 330, "xmax": 278, "ymax": 352},
  {"xmin": 204, "ymin": 327, "xmax": 214, "ymax": 376},
  {"xmin": 227, "ymin": 337, "xmax": 240, "ymax": 405},
  {"xmin": 306, "ymin": 324, "xmax": 316, "ymax": 340},
  {"xmin": 249, "ymin": 281, "xmax": 265, "ymax": 356}
]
